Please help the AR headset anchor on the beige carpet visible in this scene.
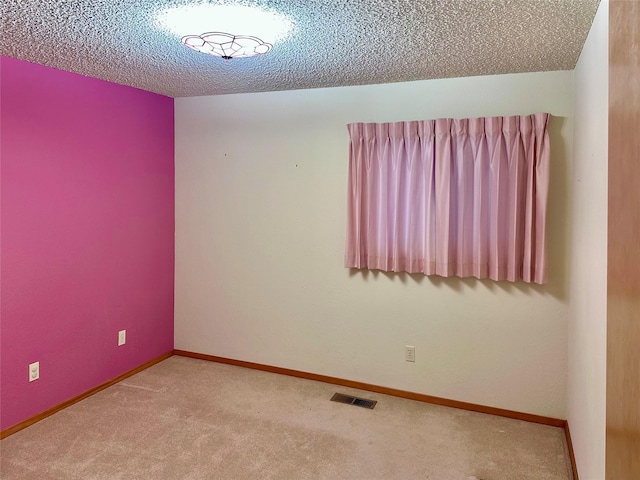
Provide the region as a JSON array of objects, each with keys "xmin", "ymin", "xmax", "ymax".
[{"xmin": 0, "ymin": 356, "xmax": 573, "ymax": 480}]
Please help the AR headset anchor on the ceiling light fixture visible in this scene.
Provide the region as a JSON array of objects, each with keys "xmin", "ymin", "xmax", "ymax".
[
  {"xmin": 182, "ymin": 32, "xmax": 271, "ymax": 59},
  {"xmin": 156, "ymin": 4, "xmax": 293, "ymax": 60}
]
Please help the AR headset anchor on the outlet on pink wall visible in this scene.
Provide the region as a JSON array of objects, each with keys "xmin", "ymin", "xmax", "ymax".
[{"xmin": 0, "ymin": 57, "xmax": 175, "ymax": 431}]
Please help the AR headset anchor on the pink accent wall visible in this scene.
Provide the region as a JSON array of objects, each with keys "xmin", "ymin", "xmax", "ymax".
[{"xmin": 0, "ymin": 57, "xmax": 175, "ymax": 431}]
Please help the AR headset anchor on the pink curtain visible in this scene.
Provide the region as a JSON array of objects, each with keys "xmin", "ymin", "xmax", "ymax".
[{"xmin": 345, "ymin": 113, "xmax": 551, "ymax": 284}]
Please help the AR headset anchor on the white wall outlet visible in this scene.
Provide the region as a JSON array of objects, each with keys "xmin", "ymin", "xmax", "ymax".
[
  {"xmin": 118, "ymin": 329, "xmax": 126, "ymax": 346},
  {"xmin": 29, "ymin": 361, "xmax": 40, "ymax": 382},
  {"xmin": 405, "ymin": 345, "xmax": 415, "ymax": 362}
]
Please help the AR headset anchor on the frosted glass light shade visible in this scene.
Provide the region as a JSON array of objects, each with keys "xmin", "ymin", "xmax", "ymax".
[
  {"xmin": 182, "ymin": 32, "xmax": 272, "ymax": 59},
  {"xmin": 156, "ymin": 4, "xmax": 293, "ymax": 44}
]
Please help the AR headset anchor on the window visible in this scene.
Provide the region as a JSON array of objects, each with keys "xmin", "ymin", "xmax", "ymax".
[{"xmin": 345, "ymin": 114, "xmax": 551, "ymax": 284}]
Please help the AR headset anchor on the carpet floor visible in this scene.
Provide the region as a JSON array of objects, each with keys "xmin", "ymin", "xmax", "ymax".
[{"xmin": 0, "ymin": 356, "xmax": 573, "ymax": 480}]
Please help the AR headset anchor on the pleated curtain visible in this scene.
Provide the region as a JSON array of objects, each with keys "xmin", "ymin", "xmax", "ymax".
[{"xmin": 344, "ymin": 113, "xmax": 551, "ymax": 284}]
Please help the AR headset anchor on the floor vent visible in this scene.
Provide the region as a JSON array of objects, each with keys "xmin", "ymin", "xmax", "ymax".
[{"xmin": 330, "ymin": 392, "xmax": 377, "ymax": 409}]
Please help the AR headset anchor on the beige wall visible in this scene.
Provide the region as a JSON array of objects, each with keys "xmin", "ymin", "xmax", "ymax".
[
  {"xmin": 175, "ymin": 71, "xmax": 573, "ymax": 418},
  {"xmin": 568, "ymin": 1, "xmax": 609, "ymax": 478}
]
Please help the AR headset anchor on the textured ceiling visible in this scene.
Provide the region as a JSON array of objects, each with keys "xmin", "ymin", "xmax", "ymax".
[{"xmin": 1, "ymin": 0, "xmax": 600, "ymax": 98}]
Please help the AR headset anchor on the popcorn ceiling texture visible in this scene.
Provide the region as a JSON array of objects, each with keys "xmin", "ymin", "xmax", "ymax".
[{"xmin": 1, "ymin": 0, "xmax": 600, "ymax": 98}]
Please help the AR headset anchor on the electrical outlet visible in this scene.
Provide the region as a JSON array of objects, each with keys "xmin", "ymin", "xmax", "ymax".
[
  {"xmin": 118, "ymin": 329, "xmax": 126, "ymax": 346},
  {"xmin": 405, "ymin": 346, "xmax": 415, "ymax": 362},
  {"xmin": 29, "ymin": 361, "xmax": 40, "ymax": 382}
]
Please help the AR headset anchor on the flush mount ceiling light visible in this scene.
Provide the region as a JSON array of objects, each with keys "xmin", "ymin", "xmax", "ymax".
[
  {"xmin": 156, "ymin": 4, "xmax": 293, "ymax": 60},
  {"xmin": 182, "ymin": 32, "xmax": 271, "ymax": 59}
]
